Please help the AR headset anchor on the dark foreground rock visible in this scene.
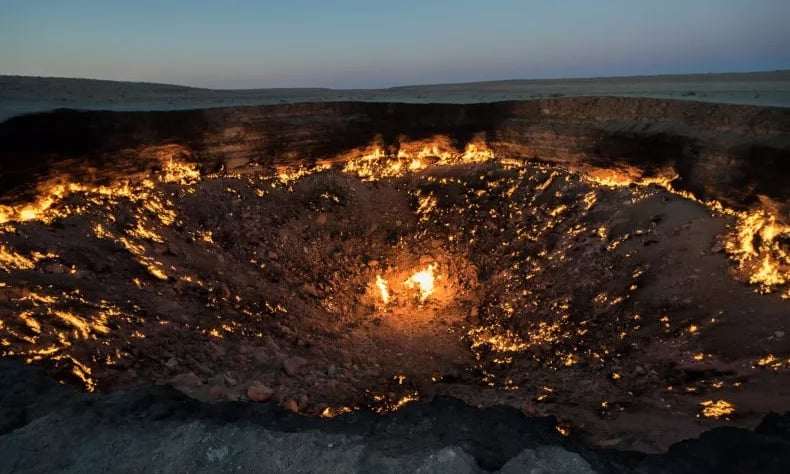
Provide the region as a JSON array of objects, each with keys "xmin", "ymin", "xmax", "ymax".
[{"xmin": 1, "ymin": 358, "xmax": 789, "ymax": 473}]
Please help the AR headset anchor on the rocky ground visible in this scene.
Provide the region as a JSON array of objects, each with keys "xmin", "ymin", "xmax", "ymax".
[
  {"xmin": 3, "ymin": 358, "xmax": 790, "ymax": 473},
  {"xmin": 1, "ymin": 155, "xmax": 789, "ymax": 457}
]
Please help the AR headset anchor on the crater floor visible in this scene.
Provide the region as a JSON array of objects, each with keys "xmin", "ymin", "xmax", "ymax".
[{"xmin": 1, "ymin": 152, "xmax": 789, "ymax": 452}]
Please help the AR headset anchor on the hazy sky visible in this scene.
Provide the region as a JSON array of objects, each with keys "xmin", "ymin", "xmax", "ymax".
[{"xmin": 1, "ymin": 0, "xmax": 789, "ymax": 89}]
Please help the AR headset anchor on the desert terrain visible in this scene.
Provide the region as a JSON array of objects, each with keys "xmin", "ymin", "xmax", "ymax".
[{"xmin": 2, "ymin": 70, "xmax": 790, "ymax": 122}]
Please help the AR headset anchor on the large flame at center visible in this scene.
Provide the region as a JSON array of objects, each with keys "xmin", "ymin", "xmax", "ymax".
[{"xmin": 405, "ymin": 264, "xmax": 437, "ymax": 303}]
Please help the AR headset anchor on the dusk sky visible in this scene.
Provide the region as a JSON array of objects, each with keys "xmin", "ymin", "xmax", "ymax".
[{"xmin": 1, "ymin": 0, "xmax": 789, "ymax": 89}]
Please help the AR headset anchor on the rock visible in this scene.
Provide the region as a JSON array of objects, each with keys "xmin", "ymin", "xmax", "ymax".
[
  {"xmin": 206, "ymin": 385, "xmax": 227, "ymax": 401},
  {"xmin": 711, "ymin": 242, "xmax": 724, "ymax": 253},
  {"xmin": 598, "ymin": 438, "xmax": 623, "ymax": 447},
  {"xmin": 223, "ymin": 373, "xmax": 238, "ymax": 386},
  {"xmin": 164, "ymin": 358, "xmax": 179, "ymax": 369},
  {"xmin": 469, "ymin": 307, "xmax": 480, "ymax": 323},
  {"xmin": 775, "ymin": 331, "xmax": 785, "ymax": 339},
  {"xmin": 367, "ymin": 259, "xmax": 379, "ymax": 268},
  {"xmin": 206, "ymin": 446, "xmax": 229, "ymax": 463},
  {"xmin": 287, "ymin": 398, "xmax": 299, "ymax": 413},
  {"xmin": 283, "ymin": 356, "xmax": 308, "ymax": 376},
  {"xmin": 264, "ymin": 336, "xmax": 281, "ymax": 352},
  {"xmin": 268, "ymin": 251, "xmax": 279, "ymax": 260},
  {"xmin": 44, "ymin": 262, "xmax": 69, "ymax": 274},
  {"xmin": 316, "ymin": 213, "xmax": 327, "ymax": 225},
  {"xmin": 208, "ymin": 342, "xmax": 226, "ymax": 359},
  {"xmin": 500, "ymin": 446, "xmax": 595, "ymax": 474},
  {"xmin": 302, "ymin": 283, "xmax": 320, "ymax": 298},
  {"xmin": 246, "ymin": 382, "xmax": 274, "ymax": 402},
  {"xmin": 298, "ymin": 394, "xmax": 310, "ymax": 411},
  {"xmin": 252, "ymin": 347, "xmax": 271, "ymax": 365},
  {"xmin": 171, "ymin": 372, "xmax": 201, "ymax": 388},
  {"xmin": 635, "ymin": 365, "xmax": 646, "ymax": 376}
]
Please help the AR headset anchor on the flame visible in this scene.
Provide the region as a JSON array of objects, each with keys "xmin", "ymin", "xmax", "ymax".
[
  {"xmin": 320, "ymin": 406, "xmax": 353, "ymax": 418},
  {"xmin": 341, "ymin": 139, "xmax": 496, "ymax": 181},
  {"xmin": 404, "ymin": 264, "xmax": 437, "ymax": 302},
  {"xmin": 698, "ymin": 399, "xmax": 735, "ymax": 419},
  {"xmin": 584, "ymin": 167, "xmax": 789, "ymax": 297},
  {"xmin": 160, "ymin": 157, "xmax": 200, "ymax": 185},
  {"xmin": 375, "ymin": 275, "xmax": 391, "ymax": 304}
]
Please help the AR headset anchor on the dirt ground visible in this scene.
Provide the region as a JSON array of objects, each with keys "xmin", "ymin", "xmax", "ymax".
[{"xmin": 1, "ymin": 157, "xmax": 789, "ymax": 452}]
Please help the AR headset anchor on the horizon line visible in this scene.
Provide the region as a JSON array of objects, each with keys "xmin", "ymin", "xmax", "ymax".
[{"xmin": 3, "ymin": 68, "xmax": 790, "ymax": 92}]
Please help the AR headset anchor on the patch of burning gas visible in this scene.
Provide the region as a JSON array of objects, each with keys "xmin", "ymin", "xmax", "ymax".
[{"xmin": 583, "ymin": 167, "xmax": 790, "ymax": 299}]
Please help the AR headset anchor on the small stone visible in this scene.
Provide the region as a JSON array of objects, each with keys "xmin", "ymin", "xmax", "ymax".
[
  {"xmin": 208, "ymin": 342, "xmax": 226, "ymax": 358},
  {"xmin": 634, "ymin": 365, "xmax": 646, "ymax": 376},
  {"xmin": 165, "ymin": 357, "xmax": 179, "ymax": 369},
  {"xmin": 171, "ymin": 372, "xmax": 201, "ymax": 388},
  {"xmin": 598, "ymin": 438, "xmax": 623, "ymax": 448},
  {"xmin": 298, "ymin": 394, "xmax": 309, "ymax": 411},
  {"xmin": 316, "ymin": 213, "xmax": 327, "ymax": 225},
  {"xmin": 224, "ymin": 373, "xmax": 238, "ymax": 386},
  {"xmin": 207, "ymin": 385, "xmax": 227, "ymax": 401},
  {"xmin": 302, "ymin": 283, "xmax": 320, "ymax": 298},
  {"xmin": 775, "ymin": 331, "xmax": 785, "ymax": 339},
  {"xmin": 247, "ymin": 382, "xmax": 274, "ymax": 402},
  {"xmin": 711, "ymin": 242, "xmax": 724, "ymax": 253},
  {"xmin": 268, "ymin": 251, "xmax": 279, "ymax": 260},
  {"xmin": 287, "ymin": 398, "xmax": 299, "ymax": 413},
  {"xmin": 367, "ymin": 260, "xmax": 379, "ymax": 268},
  {"xmin": 252, "ymin": 347, "xmax": 270, "ymax": 365},
  {"xmin": 264, "ymin": 336, "xmax": 281, "ymax": 352},
  {"xmin": 283, "ymin": 356, "xmax": 308, "ymax": 376},
  {"xmin": 469, "ymin": 307, "xmax": 480, "ymax": 323}
]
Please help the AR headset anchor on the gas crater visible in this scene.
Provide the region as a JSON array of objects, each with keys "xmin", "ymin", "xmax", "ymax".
[{"xmin": 1, "ymin": 100, "xmax": 789, "ymax": 451}]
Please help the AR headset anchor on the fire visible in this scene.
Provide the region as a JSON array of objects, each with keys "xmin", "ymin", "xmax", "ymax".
[
  {"xmin": 583, "ymin": 167, "xmax": 789, "ymax": 297},
  {"xmin": 405, "ymin": 264, "xmax": 437, "ymax": 303},
  {"xmin": 698, "ymin": 400, "xmax": 735, "ymax": 420},
  {"xmin": 375, "ymin": 275, "xmax": 391, "ymax": 304},
  {"xmin": 341, "ymin": 138, "xmax": 496, "ymax": 181}
]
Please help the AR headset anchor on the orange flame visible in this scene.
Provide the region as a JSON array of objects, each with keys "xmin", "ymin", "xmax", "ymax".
[{"xmin": 405, "ymin": 264, "xmax": 437, "ymax": 303}]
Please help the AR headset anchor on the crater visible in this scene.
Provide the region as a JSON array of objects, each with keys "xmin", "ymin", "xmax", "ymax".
[{"xmin": 0, "ymin": 99, "xmax": 788, "ymax": 452}]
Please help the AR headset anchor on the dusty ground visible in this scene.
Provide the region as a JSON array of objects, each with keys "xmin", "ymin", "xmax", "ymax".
[
  {"xmin": 2, "ymin": 70, "xmax": 789, "ymax": 122},
  {"xmin": 1, "ymin": 153, "xmax": 789, "ymax": 453}
]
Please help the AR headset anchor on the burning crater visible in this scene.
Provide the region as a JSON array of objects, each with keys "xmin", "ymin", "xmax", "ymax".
[{"xmin": 1, "ymin": 100, "xmax": 789, "ymax": 451}]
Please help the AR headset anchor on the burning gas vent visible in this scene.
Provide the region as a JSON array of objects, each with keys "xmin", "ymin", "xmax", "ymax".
[{"xmin": 0, "ymin": 135, "xmax": 788, "ymax": 449}]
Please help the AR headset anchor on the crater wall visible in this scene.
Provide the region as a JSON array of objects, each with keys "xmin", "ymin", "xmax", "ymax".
[{"xmin": 1, "ymin": 98, "xmax": 789, "ymax": 214}]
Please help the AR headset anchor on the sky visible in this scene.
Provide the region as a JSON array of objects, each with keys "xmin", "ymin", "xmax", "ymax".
[{"xmin": 1, "ymin": 0, "xmax": 789, "ymax": 89}]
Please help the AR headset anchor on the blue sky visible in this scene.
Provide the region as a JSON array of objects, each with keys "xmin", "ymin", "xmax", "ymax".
[{"xmin": 1, "ymin": 0, "xmax": 789, "ymax": 88}]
